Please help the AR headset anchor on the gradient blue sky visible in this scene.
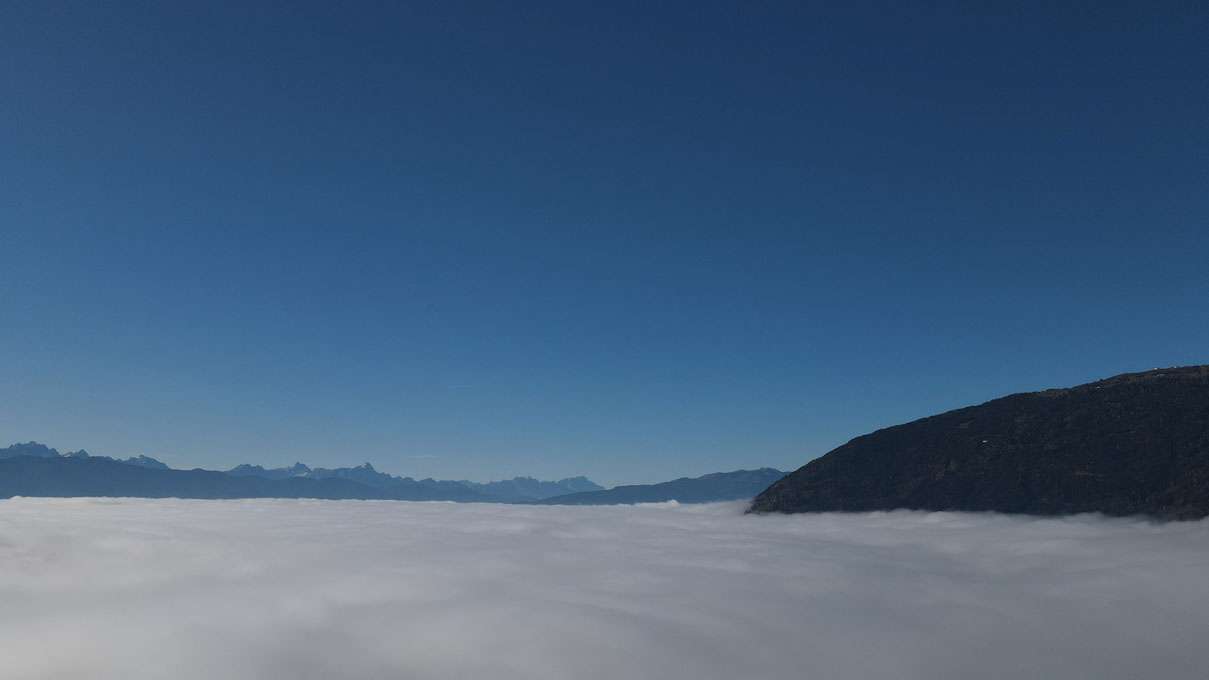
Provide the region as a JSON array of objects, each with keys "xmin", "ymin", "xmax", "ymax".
[{"xmin": 2, "ymin": 2, "xmax": 1206, "ymax": 485}]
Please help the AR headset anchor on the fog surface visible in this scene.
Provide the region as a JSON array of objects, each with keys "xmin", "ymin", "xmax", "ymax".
[{"xmin": 1, "ymin": 498, "xmax": 1206, "ymax": 679}]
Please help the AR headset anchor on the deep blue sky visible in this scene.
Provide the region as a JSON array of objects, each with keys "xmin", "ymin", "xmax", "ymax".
[{"xmin": 2, "ymin": 2, "xmax": 1206, "ymax": 485}]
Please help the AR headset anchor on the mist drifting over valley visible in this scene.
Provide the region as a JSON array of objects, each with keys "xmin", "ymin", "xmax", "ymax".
[{"xmin": 1, "ymin": 498, "xmax": 1206, "ymax": 680}]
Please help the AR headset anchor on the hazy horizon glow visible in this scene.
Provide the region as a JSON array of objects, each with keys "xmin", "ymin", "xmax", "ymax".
[{"xmin": 1, "ymin": 499, "xmax": 1206, "ymax": 679}]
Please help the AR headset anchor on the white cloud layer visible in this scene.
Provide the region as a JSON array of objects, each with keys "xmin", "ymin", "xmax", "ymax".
[{"xmin": 1, "ymin": 498, "xmax": 1207, "ymax": 679}]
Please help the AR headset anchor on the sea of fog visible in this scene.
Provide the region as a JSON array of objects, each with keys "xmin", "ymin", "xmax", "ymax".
[{"xmin": 1, "ymin": 499, "xmax": 1206, "ymax": 679}]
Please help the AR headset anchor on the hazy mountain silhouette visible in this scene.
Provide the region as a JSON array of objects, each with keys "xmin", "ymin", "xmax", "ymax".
[
  {"xmin": 459, "ymin": 476, "xmax": 604, "ymax": 501},
  {"xmin": 223, "ymin": 461, "xmax": 492, "ymax": 500},
  {"xmin": 0, "ymin": 455, "xmax": 486, "ymax": 501},
  {"xmin": 226, "ymin": 463, "xmax": 590, "ymax": 500},
  {"xmin": 2, "ymin": 442, "xmax": 773, "ymax": 505},
  {"xmin": 118, "ymin": 455, "xmax": 171, "ymax": 470},
  {"xmin": 750, "ymin": 366, "xmax": 1209, "ymax": 519},
  {"xmin": 227, "ymin": 462, "xmax": 313, "ymax": 480},
  {"xmin": 538, "ymin": 468, "xmax": 786, "ymax": 505},
  {"xmin": 1, "ymin": 442, "xmax": 65, "ymax": 459},
  {"xmin": 2, "ymin": 442, "xmax": 169, "ymax": 469}
]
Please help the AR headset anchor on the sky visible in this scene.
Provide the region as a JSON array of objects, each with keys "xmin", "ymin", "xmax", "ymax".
[
  {"xmin": 3, "ymin": 499, "xmax": 1207, "ymax": 679},
  {"xmin": 1, "ymin": 2, "xmax": 1206, "ymax": 484}
]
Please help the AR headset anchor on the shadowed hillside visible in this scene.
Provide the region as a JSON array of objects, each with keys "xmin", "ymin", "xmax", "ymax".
[{"xmin": 750, "ymin": 366, "xmax": 1209, "ymax": 519}]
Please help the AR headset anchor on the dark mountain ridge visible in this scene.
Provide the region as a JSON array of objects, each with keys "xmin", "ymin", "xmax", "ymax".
[{"xmin": 750, "ymin": 366, "xmax": 1209, "ymax": 519}]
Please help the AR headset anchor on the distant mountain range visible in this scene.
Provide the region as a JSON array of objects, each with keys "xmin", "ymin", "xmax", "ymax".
[
  {"xmin": 0, "ymin": 442, "xmax": 773, "ymax": 505},
  {"xmin": 538, "ymin": 468, "xmax": 786, "ymax": 505},
  {"xmin": 226, "ymin": 461, "xmax": 601, "ymax": 501},
  {"xmin": 12, "ymin": 366, "xmax": 1207, "ymax": 517},
  {"xmin": 1, "ymin": 442, "xmax": 170, "ymax": 470},
  {"xmin": 0, "ymin": 454, "xmax": 481, "ymax": 501},
  {"xmin": 751, "ymin": 366, "xmax": 1209, "ymax": 519},
  {"xmin": 459, "ymin": 475, "xmax": 603, "ymax": 502}
]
